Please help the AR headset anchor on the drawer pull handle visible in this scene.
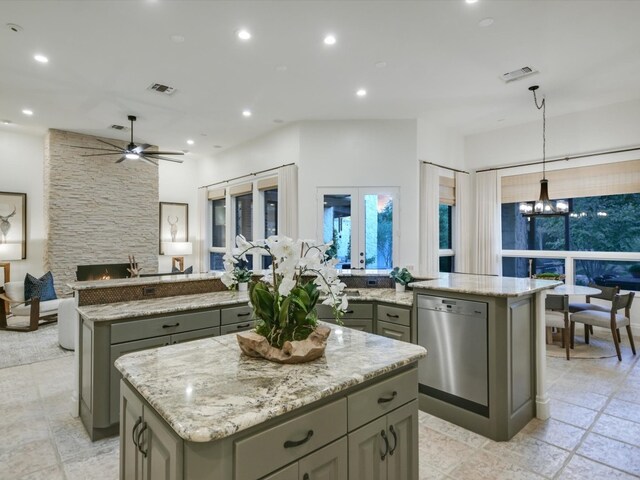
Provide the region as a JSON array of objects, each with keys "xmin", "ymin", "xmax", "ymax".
[
  {"xmin": 377, "ymin": 391, "xmax": 397, "ymax": 404},
  {"xmin": 132, "ymin": 417, "xmax": 142, "ymax": 447},
  {"xmin": 284, "ymin": 430, "xmax": 314, "ymax": 448},
  {"xmin": 162, "ymin": 323, "xmax": 180, "ymax": 328},
  {"xmin": 386, "ymin": 313, "xmax": 400, "ymax": 318},
  {"xmin": 236, "ymin": 323, "xmax": 250, "ymax": 329},
  {"xmin": 237, "ymin": 312, "xmax": 251, "ymax": 317},
  {"xmin": 389, "ymin": 425, "xmax": 398, "ymax": 455},
  {"xmin": 137, "ymin": 422, "xmax": 148, "ymax": 457},
  {"xmin": 380, "ymin": 430, "xmax": 389, "ymax": 460},
  {"xmin": 345, "ymin": 310, "xmax": 355, "ymax": 314}
]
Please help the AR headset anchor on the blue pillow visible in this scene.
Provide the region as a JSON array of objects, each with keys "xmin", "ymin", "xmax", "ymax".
[{"xmin": 24, "ymin": 271, "xmax": 58, "ymax": 302}]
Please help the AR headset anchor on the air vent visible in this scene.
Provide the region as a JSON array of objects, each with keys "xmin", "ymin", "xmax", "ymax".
[
  {"xmin": 501, "ymin": 66, "xmax": 538, "ymax": 83},
  {"xmin": 148, "ymin": 83, "xmax": 176, "ymax": 95},
  {"xmin": 110, "ymin": 124, "xmax": 126, "ymax": 130}
]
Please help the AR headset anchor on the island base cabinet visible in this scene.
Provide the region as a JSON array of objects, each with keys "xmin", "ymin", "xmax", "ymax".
[
  {"xmin": 121, "ymin": 380, "xmax": 183, "ymax": 480},
  {"xmin": 348, "ymin": 400, "xmax": 418, "ymax": 480},
  {"xmin": 262, "ymin": 438, "xmax": 348, "ymax": 480}
]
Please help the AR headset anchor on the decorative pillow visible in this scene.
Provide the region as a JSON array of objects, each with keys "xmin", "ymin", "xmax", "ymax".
[{"xmin": 24, "ymin": 271, "xmax": 58, "ymax": 302}]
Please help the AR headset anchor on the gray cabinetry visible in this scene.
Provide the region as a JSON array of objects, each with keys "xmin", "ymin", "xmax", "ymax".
[
  {"xmin": 375, "ymin": 304, "xmax": 412, "ymax": 343},
  {"xmin": 298, "ymin": 437, "xmax": 348, "ymax": 480},
  {"xmin": 318, "ymin": 303, "xmax": 373, "ymax": 333},
  {"xmin": 121, "ymin": 381, "xmax": 183, "ymax": 480}
]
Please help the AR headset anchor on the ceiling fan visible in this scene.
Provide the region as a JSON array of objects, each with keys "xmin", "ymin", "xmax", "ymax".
[{"xmin": 67, "ymin": 115, "xmax": 184, "ymax": 166}]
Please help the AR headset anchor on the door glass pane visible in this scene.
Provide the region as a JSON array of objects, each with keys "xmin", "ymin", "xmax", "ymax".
[
  {"xmin": 235, "ymin": 193, "xmax": 253, "ymax": 240},
  {"xmin": 264, "ymin": 189, "xmax": 278, "ymax": 238},
  {"xmin": 439, "ymin": 204, "xmax": 452, "ymax": 249},
  {"xmin": 364, "ymin": 194, "xmax": 393, "ymax": 269},
  {"xmin": 211, "ymin": 199, "xmax": 225, "ymax": 248},
  {"xmin": 323, "ymin": 195, "xmax": 352, "ymax": 268}
]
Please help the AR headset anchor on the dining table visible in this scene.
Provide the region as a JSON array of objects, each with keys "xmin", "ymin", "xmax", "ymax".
[{"xmin": 552, "ymin": 284, "xmax": 602, "ymax": 296}]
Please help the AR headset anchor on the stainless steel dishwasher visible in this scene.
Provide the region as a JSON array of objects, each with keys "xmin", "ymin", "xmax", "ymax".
[{"xmin": 417, "ymin": 295, "xmax": 489, "ymax": 416}]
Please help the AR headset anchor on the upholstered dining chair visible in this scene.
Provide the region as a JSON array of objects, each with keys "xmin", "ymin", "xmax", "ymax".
[
  {"xmin": 0, "ymin": 281, "xmax": 59, "ymax": 332},
  {"xmin": 546, "ymin": 294, "xmax": 571, "ymax": 360},
  {"xmin": 569, "ymin": 284, "xmax": 619, "ymax": 343},
  {"xmin": 570, "ymin": 292, "xmax": 636, "ymax": 361}
]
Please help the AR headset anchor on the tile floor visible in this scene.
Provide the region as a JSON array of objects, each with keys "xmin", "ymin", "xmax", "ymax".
[{"xmin": 1, "ymin": 337, "xmax": 639, "ymax": 479}]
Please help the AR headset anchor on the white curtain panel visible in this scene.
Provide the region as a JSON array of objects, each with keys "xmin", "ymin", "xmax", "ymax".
[
  {"xmin": 277, "ymin": 164, "xmax": 299, "ymax": 239},
  {"xmin": 196, "ymin": 187, "xmax": 209, "ymax": 273},
  {"xmin": 419, "ymin": 163, "xmax": 440, "ymax": 275},
  {"xmin": 475, "ymin": 170, "xmax": 500, "ymax": 275},
  {"xmin": 454, "ymin": 171, "xmax": 474, "ymax": 274}
]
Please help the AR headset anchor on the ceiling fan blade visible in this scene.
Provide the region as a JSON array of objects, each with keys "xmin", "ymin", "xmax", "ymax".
[
  {"xmin": 141, "ymin": 150, "xmax": 185, "ymax": 155},
  {"xmin": 140, "ymin": 155, "xmax": 158, "ymax": 166},
  {"xmin": 63, "ymin": 144, "xmax": 123, "ymax": 153},
  {"xmin": 133, "ymin": 143, "xmax": 151, "ymax": 154},
  {"xmin": 80, "ymin": 152, "xmax": 123, "ymax": 157},
  {"xmin": 96, "ymin": 138, "xmax": 126, "ymax": 150},
  {"xmin": 144, "ymin": 154, "xmax": 184, "ymax": 164},
  {"xmin": 115, "ymin": 156, "xmax": 127, "ymax": 163}
]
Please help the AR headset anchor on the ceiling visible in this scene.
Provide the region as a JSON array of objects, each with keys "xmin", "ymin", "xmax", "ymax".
[{"xmin": 1, "ymin": 0, "xmax": 640, "ymax": 159}]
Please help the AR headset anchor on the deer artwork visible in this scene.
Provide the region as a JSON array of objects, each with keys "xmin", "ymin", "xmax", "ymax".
[
  {"xmin": 0, "ymin": 206, "xmax": 16, "ymax": 244},
  {"xmin": 167, "ymin": 216, "xmax": 179, "ymax": 242}
]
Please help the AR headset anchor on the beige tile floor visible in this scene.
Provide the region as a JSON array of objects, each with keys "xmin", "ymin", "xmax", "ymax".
[{"xmin": 1, "ymin": 339, "xmax": 639, "ymax": 479}]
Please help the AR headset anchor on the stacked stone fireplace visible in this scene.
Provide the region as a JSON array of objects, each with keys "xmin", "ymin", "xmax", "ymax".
[{"xmin": 44, "ymin": 129, "xmax": 159, "ymax": 294}]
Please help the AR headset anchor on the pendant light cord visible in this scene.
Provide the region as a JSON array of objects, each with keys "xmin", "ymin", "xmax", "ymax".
[{"xmin": 531, "ymin": 88, "xmax": 546, "ymax": 179}]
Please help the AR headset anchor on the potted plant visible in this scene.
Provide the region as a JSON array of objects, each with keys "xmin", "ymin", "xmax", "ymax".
[
  {"xmin": 222, "ymin": 262, "xmax": 252, "ymax": 292},
  {"xmin": 629, "ymin": 264, "xmax": 640, "ymax": 279},
  {"xmin": 222, "ymin": 235, "xmax": 348, "ymax": 363},
  {"xmin": 532, "ymin": 272, "xmax": 566, "ymax": 282},
  {"xmin": 389, "ymin": 267, "xmax": 413, "ymax": 292}
]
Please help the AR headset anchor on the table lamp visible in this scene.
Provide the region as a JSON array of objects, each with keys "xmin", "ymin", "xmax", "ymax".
[{"xmin": 161, "ymin": 242, "xmax": 193, "ymax": 272}]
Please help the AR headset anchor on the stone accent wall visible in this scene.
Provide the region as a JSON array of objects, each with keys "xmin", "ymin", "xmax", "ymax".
[{"xmin": 44, "ymin": 129, "xmax": 158, "ymax": 294}]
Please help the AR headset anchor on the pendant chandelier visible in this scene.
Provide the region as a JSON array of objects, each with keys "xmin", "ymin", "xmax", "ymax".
[{"xmin": 519, "ymin": 86, "xmax": 570, "ymax": 217}]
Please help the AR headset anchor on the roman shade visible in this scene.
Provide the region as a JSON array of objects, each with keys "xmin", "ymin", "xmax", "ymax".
[
  {"xmin": 439, "ymin": 176, "xmax": 455, "ymax": 205},
  {"xmin": 257, "ymin": 177, "xmax": 278, "ymax": 191},
  {"xmin": 207, "ymin": 187, "xmax": 226, "ymax": 201},
  {"xmin": 229, "ymin": 183, "xmax": 253, "ymax": 196}
]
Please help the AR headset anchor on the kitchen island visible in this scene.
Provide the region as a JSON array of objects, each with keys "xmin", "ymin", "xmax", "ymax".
[
  {"xmin": 410, "ymin": 273, "xmax": 561, "ymax": 441},
  {"xmin": 115, "ymin": 324, "xmax": 426, "ymax": 480}
]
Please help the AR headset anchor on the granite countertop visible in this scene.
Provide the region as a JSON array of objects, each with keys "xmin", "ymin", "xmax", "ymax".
[
  {"xmin": 338, "ymin": 288, "xmax": 414, "ymax": 306},
  {"xmin": 77, "ymin": 291, "xmax": 250, "ymax": 323},
  {"xmin": 410, "ymin": 272, "xmax": 562, "ymax": 297},
  {"xmin": 68, "ymin": 272, "xmax": 222, "ymax": 291},
  {"xmin": 115, "ymin": 323, "xmax": 427, "ymax": 442}
]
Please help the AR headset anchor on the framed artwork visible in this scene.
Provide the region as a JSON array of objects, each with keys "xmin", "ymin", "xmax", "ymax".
[
  {"xmin": 159, "ymin": 202, "xmax": 189, "ymax": 254},
  {"xmin": 0, "ymin": 192, "xmax": 27, "ymax": 260}
]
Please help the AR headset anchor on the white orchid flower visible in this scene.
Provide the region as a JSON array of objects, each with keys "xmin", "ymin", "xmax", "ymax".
[{"xmin": 278, "ymin": 277, "xmax": 297, "ymax": 297}]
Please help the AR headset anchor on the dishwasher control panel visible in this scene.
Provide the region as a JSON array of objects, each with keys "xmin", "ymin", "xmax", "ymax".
[{"xmin": 417, "ymin": 295, "xmax": 487, "ymax": 318}]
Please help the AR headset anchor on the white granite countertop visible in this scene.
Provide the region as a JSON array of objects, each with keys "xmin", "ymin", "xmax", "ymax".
[
  {"xmin": 410, "ymin": 273, "xmax": 562, "ymax": 297},
  {"xmin": 115, "ymin": 323, "xmax": 427, "ymax": 442},
  {"xmin": 337, "ymin": 288, "xmax": 414, "ymax": 306},
  {"xmin": 69, "ymin": 272, "xmax": 222, "ymax": 291}
]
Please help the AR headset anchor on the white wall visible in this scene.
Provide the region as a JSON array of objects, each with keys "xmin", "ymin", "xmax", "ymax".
[
  {"xmin": 417, "ymin": 117, "xmax": 465, "ymax": 171},
  {"xmin": 0, "ymin": 129, "xmax": 45, "ymax": 284}
]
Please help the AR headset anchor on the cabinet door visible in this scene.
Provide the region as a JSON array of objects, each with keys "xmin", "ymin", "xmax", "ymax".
[
  {"xmin": 120, "ymin": 381, "xmax": 144, "ymax": 480},
  {"xmin": 109, "ymin": 336, "xmax": 171, "ymax": 425},
  {"xmin": 220, "ymin": 321, "xmax": 254, "ymax": 335},
  {"xmin": 140, "ymin": 405, "xmax": 183, "ymax": 480},
  {"xmin": 376, "ymin": 320, "xmax": 410, "ymax": 343},
  {"xmin": 262, "ymin": 463, "xmax": 298, "ymax": 480},
  {"xmin": 171, "ymin": 326, "xmax": 220, "ymax": 344},
  {"xmin": 299, "ymin": 437, "xmax": 347, "ymax": 480},
  {"xmin": 322, "ymin": 317, "xmax": 373, "ymax": 334},
  {"xmin": 386, "ymin": 400, "xmax": 418, "ymax": 480},
  {"xmin": 348, "ymin": 416, "xmax": 387, "ymax": 480}
]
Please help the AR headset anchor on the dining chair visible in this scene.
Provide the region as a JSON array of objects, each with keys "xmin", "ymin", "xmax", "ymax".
[
  {"xmin": 546, "ymin": 294, "xmax": 571, "ymax": 360},
  {"xmin": 570, "ymin": 292, "xmax": 636, "ymax": 361},
  {"xmin": 569, "ymin": 284, "xmax": 619, "ymax": 343}
]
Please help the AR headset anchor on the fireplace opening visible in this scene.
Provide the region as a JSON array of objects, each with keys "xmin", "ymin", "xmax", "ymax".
[{"xmin": 76, "ymin": 263, "xmax": 136, "ymax": 282}]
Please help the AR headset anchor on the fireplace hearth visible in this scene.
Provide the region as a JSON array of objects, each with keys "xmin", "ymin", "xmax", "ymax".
[{"xmin": 76, "ymin": 263, "xmax": 135, "ymax": 282}]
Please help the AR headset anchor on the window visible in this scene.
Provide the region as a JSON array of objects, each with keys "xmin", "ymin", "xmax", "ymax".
[
  {"xmin": 234, "ymin": 193, "xmax": 253, "ymax": 240},
  {"xmin": 262, "ymin": 188, "xmax": 278, "ymax": 269},
  {"xmin": 439, "ymin": 205, "xmax": 452, "ymax": 250},
  {"xmin": 211, "ymin": 199, "xmax": 225, "ymax": 248}
]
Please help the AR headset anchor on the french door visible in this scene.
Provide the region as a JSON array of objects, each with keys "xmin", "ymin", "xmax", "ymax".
[{"xmin": 318, "ymin": 187, "xmax": 399, "ymax": 270}]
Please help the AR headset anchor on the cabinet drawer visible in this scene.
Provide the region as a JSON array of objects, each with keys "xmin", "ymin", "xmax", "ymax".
[
  {"xmin": 221, "ymin": 321, "xmax": 253, "ymax": 335},
  {"xmin": 317, "ymin": 303, "xmax": 372, "ymax": 319},
  {"xmin": 111, "ymin": 309, "xmax": 220, "ymax": 344},
  {"xmin": 377, "ymin": 320, "xmax": 411, "ymax": 343},
  {"xmin": 221, "ymin": 305, "xmax": 253, "ymax": 325},
  {"xmin": 235, "ymin": 399, "xmax": 347, "ymax": 480},
  {"xmin": 172, "ymin": 326, "xmax": 220, "ymax": 344},
  {"xmin": 377, "ymin": 304, "xmax": 411, "ymax": 327},
  {"xmin": 322, "ymin": 317, "xmax": 373, "ymax": 334},
  {"xmin": 347, "ymin": 368, "xmax": 417, "ymax": 431}
]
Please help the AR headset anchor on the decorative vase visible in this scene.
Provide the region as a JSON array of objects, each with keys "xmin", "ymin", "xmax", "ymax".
[
  {"xmin": 395, "ymin": 283, "xmax": 406, "ymax": 293},
  {"xmin": 237, "ymin": 282, "xmax": 248, "ymax": 292},
  {"xmin": 236, "ymin": 326, "xmax": 331, "ymax": 364}
]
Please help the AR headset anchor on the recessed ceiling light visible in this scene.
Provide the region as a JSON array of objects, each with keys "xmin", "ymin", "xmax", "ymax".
[
  {"xmin": 187, "ymin": 139, "xmax": 194, "ymax": 145},
  {"xmin": 170, "ymin": 34, "xmax": 185, "ymax": 43},
  {"xmin": 6, "ymin": 23, "xmax": 23, "ymax": 33},
  {"xmin": 22, "ymin": 109, "xmax": 33, "ymax": 116},
  {"xmin": 2, "ymin": 120, "xmax": 12, "ymax": 125},
  {"xmin": 356, "ymin": 89, "xmax": 367, "ymax": 97},
  {"xmin": 34, "ymin": 54, "xmax": 48, "ymax": 63},
  {"xmin": 323, "ymin": 34, "xmax": 337, "ymax": 46},
  {"xmin": 375, "ymin": 61, "xmax": 387, "ymax": 68},
  {"xmin": 465, "ymin": 0, "xmax": 479, "ymax": 4},
  {"xmin": 478, "ymin": 17, "xmax": 494, "ymax": 27},
  {"xmin": 237, "ymin": 29, "xmax": 251, "ymax": 41},
  {"xmin": 242, "ymin": 109, "xmax": 252, "ymax": 117}
]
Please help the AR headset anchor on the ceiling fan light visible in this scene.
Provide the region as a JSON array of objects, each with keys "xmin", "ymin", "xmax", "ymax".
[{"xmin": 125, "ymin": 153, "xmax": 140, "ymax": 160}]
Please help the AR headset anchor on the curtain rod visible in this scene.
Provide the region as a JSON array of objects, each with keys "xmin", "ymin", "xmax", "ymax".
[
  {"xmin": 199, "ymin": 163, "xmax": 296, "ymax": 189},
  {"xmin": 421, "ymin": 161, "xmax": 469, "ymax": 174},
  {"xmin": 476, "ymin": 146, "xmax": 640, "ymax": 173}
]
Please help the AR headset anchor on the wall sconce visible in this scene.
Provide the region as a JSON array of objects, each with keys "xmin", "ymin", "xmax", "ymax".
[{"xmin": 161, "ymin": 242, "xmax": 193, "ymax": 272}]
